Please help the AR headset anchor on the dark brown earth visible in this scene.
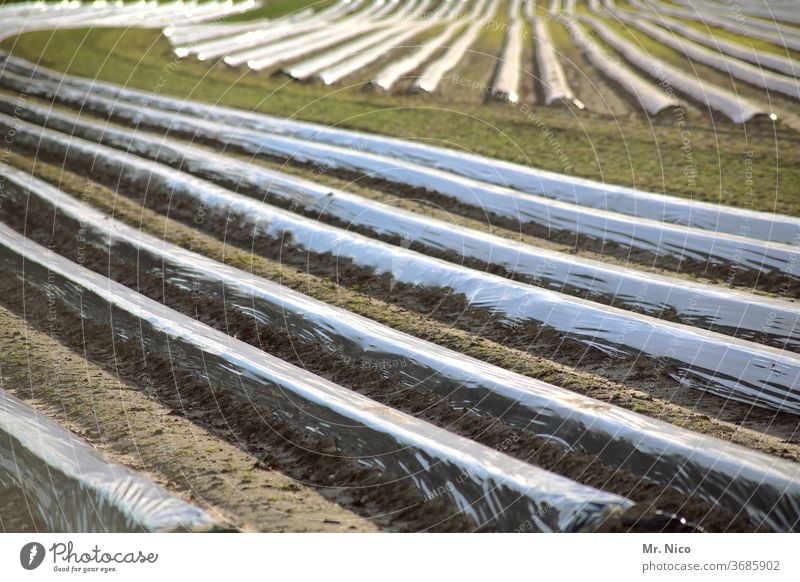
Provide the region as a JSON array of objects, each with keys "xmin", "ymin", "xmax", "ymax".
[{"xmin": 1, "ymin": 16, "xmax": 799, "ymax": 536}]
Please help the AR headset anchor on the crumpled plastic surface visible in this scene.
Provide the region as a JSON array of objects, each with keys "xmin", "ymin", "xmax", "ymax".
[
  {"xmin": 565, "ymin": 17, "xmax": 677, "ymax": 115},
  {"xmin": 4, "ymin": 54, "xmax": 797, "ymax": 244},
  {"xmin": 1, "ymin": 113, "xmax": 798, "ymax": 417},
  {"xmin": 634, "ymin": 10, "xmax": 798, "ymax": 77},
  {"xmin": 626, "ymin": 0, "xmax": 800, "ymax": 51},
  {"xmin": 0, "ymin": 389, "xmax": 217, "ymax": 532},
  {"xmin": 231, "ymin": 0, "xmax": 393, "ymax": 71},
  {"xmin": 533, "ymin": 17, "xmax": 578, "ymax": 105},
  {"xmin": 172, "ymin": 5, "xmax": 332, "ymax": 60},
  {"xmin": 580, "ymin": 15, "xmax": 766, "ymax": 123},
  {"xmin": 0, "ymin": 81, "xmax": 797, "ymax": 353},
  {"xmin": 490, "ymin": 18, "xmax": 523, "ymax": 102},
  {"xmin": 4, "ymin": 163, "xmax": 800, "ymax": 532},
  {"xmin": 413, "ymin": 0, "xmax": 495, "ymax": 93},
  {"xmin": 0, "ymin": 0, "xmax": 259, "ymax": 42},
  {"xmin": 0, "ymin": 221, "xmax": 632, "ymax": 532},
  {"xmin": 283, "ymin": 0, "xmax": 439, "ymax": 82},
  {"xmin": 2, "ymin": 69, "xmax": 795, "ymax": 283},
  {"xmin": 372, "ymin": 17, "xmax": 465, "ymax": 90}
]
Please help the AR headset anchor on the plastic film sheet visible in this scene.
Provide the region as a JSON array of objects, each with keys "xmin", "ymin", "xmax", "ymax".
[
  {"xmin": 5, "ymin": 165, "xmax": 800, "ymax": 531},
  {"xmin": 413, "ymin": 0, "xmax": 494, "ymax": 92},
  {"xmin": 625, "ymin": 0, "xmax": 800, "ymax": 51},
  {"xmin": 565, "ymin": 18, "xmax": 678, "ymax": 116},
  {"xmin": 3, "ymin": 73, "xmax": 797, "ymax": 283},
  {"xmin": 5, "ymin": 54, "xmax": 798, "ymax": 245},
  {"xmin": 490, "ymin": 18, "xmax": 523, "ymax": 103},
  {"xmin": 0, "ymin": 389, "xmax": 217, "ymax": 532},
  {"xmin": 175, "ymin": 4, "xmax": 346, "ymax": 61},
  {"xmin": 0, "ymin": 223, "xmax": 632, "ymax": 533},
  {"xmin": 312, "ymin": 0, "xmax": 450, "ymax": 86},
  {"xmin": 613, "ymin": 12, "xmax": 800, "ymax": 100},
  {"xmin": 284, "ymin": 1, "xmax": 429, "ymax": 82},
  {"xmin": 230, "ymin": 0, "xmax": 391, "ymax": 70},
  {"xmin": 0, "ymin": 0, "xmax": 259, "ymax": 41},
  {"xmin": 165, "ymin": 16, "xmax": 308, "ymax": 48},
  {"xmin": 372, "ymin": 19, "xmax": 465, "ymax": 90},
  {"xmin": 2, "ymin": 116, "xmax": 798, "ymax": 416},
  {"xmin": 677, "ymin": 0, "xmax": 800, "ymax": 25},
  {"xmin": 636, "ymin": 12, "xmax": 799, "ymax": 78},
  {"xmin": 0, "ymin": 90, "xmax": 796, "ymax": 351},
  {"xmin": 580, "ymin": 15, "xmax": 768, "ymax": 123},
  {"xmin": 533, "ymin": 17, "xmax": 579, "ymax": 106},
  {"xmin": 219, "ymin": 0, "xmax": 373, "ymax": 64}
]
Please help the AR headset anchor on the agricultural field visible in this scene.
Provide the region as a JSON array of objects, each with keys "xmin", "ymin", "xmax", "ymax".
[{"xmin": 0, "ymin": 0, "xmax": 798, "ymax": 535}]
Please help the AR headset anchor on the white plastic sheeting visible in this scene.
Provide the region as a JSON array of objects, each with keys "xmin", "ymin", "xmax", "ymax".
[
  {"xmin": 565, "ymin": 18, "xmax": 679, "ymax": 115},
  {"xmin": 0, "ymin": 0, "xmax": 260, "ymax": 41},
  {"xmin": 626, "ymin": 0, "xmax": 800, "ymax": 51},
  {"xmin": 285, "ymin": 0, "xmax": 436, "ymax": 81},
  {"xmin": 313, "ymin": 0, "xmax": 458, "ymax": 85},
  {"xmin": 675, "ymin": 0, "xmax": 800, "ymax": 26},
  {"xmin": 4, "ymin": 55, "xmax": 798, "ymax": 246},
  {"xmin": 174, "ymin": 7, "xmax": 321, "ymax": 59},
  {"xmin": 4, "ymin": 71, "xmax": 797, "ymax": 286},
  {"xmin": 580, "ymin": 15, "xmax": 769, "ymax": 122},
  {"xmin": 0, "ymin": 388, "xmax": 217, "ymax": 532},
  {"xmin": 166, "ymin": 17, "xmax": 287, "ymax": 46},
  {"xmin": 413, "ymin": 0, "xmax": 498, "ymax": 93},
  {"xmin": 491, "ymin": 5, "xmax": 523, "ymax": 103},
  {"xmin": 4, "ymin": 114, "xmax": 800, "ymax": 415},
  {"xmin": 191, "ymin": 0, "xmax": 369, "ymax": 62},
  {"xmin": 0, "ymin": 223, "xmax": 632, "ymax": 533},
  {"xmin": 372, "ymin": 19, "xmax": 466, "ymax": 90},
  {"xmin": 614, "ymin": 11, "xmax": 800, "ymax": 100},
  {"xmin": 236, "ymin": 0, "xmax": 400, "ymax": 70},
  {"xmin": 5, "ymin": 164, "xmax": 800, "ymax": 531},
  {"xmin": 4, "ymin": 81, "xmax": 797, "ymax": 351},
  {"xmin": 532, "ymin": 17, "xmax": 584, "ymax": 107},
  {"xmin": 522, "ymin": 0, "xmax": 534, "ymax": 20},
  {"xmin": 637, "ymin": 12, "xmax": 799, "ymax": 78}
]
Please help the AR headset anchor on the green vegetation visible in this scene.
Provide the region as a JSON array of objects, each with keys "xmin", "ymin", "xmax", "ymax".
[{"xmin": 1, "ymin": 0, "xmax": 799, "ymax": 215}]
